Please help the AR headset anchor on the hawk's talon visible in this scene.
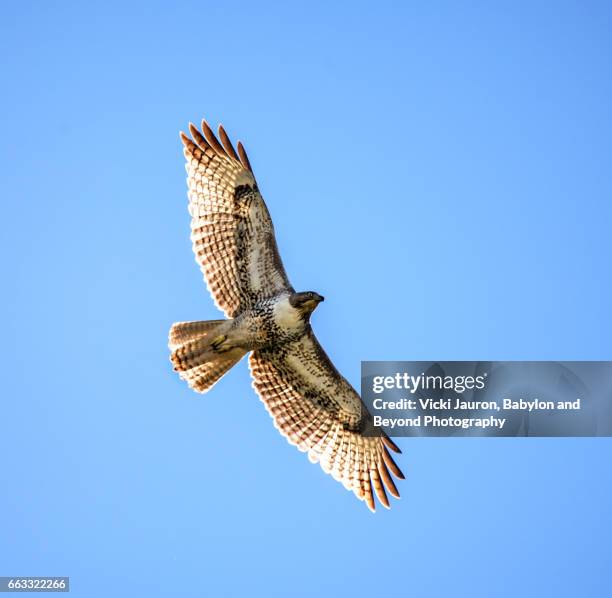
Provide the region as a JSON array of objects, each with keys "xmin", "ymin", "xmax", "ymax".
[{"xmin": 210, "ymin": 334, "xmax": 227, "ymax": 351}]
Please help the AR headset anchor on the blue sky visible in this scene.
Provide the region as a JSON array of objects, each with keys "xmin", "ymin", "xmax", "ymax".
[{"xmin": 1, "ymin": 1, "xmax": 611, "ymax": 596}]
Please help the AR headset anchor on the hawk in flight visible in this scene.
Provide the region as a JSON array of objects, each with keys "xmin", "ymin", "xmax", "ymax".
[{"xmin": 169, "ymin": 119, "xmax": 403, "ymax": 511}]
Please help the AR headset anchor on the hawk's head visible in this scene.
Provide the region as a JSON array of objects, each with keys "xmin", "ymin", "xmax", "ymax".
[{"xmin": 289, "ymin": 291, "xmax": 325, "ymax": 318}]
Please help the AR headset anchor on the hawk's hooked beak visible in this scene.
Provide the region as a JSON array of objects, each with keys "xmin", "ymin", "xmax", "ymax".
[
  {"xmin": 303, "ymin": 294, "xmax": 324, "ymax": 310},
  {"xmin": 290, "ymin": 291, "xmax": 325, "ymax": 313},
  {"xmin": 306, "ymin": 295, "xmax": 325, "ymax": 309}
]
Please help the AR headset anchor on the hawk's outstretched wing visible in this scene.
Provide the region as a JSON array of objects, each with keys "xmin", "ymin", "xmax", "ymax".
[
  {"xmin": 249, "ymin": 330, "xmax": 404, "ymax": 511},
  {"xmin": 181, "ymin": 121, "xmax": 293, "ymax": 318}
]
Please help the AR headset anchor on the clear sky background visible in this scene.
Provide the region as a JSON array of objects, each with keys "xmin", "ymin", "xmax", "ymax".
[{"xmin": 1, "ymin": 1, "xmax": 611, "ymax": 596}]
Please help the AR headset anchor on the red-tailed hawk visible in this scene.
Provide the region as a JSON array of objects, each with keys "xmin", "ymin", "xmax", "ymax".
[{"xmin": 169, "ymin": 119, "xmax": 403, "ymax": 511}]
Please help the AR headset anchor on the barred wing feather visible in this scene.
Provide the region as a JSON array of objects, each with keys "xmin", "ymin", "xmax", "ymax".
[
  {"xmin": 249, "ymin": 331, "xmax": 404, "ymax": 511},
  {"xmin": 181, "ymin": 121, "xmax": 293, "ymax": 317}
]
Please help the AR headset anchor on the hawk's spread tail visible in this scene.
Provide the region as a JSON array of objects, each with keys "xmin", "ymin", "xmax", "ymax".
[{"xmin": 169, "ymin": 320, "xmax": 246, "ymax": 393}]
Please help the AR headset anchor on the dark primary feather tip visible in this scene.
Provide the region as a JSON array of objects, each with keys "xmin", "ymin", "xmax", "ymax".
[
  {"xmin": 218, "ymin": 124, "xmax": 240, "ymax": 161},
  {"xmin": 179, "ymin": 132, "xmax": 200, "ymax": 157},
  {"xmin": 382, "ymin": 446, "xmax": 405, "ymax": 480},
  {"xmin": 371, "ymin": 469, "xmax": 390, "ymax": 509},
  {"xmin": 237, "ymin": 141, "xmax": 253, "ymax": 173},
  {"xmin": 201, "ymin": 118, "xmax": 227, "ymax": 157},
  {"xmin": 378, "ymin": 461, "xmax": 400, "ymax": 499},
  {"xmin": 188, "ymin": 122, "xmax": 210, "ymax": 150},
  {"xmin": 200, "ymin": 118, "xmax": 213, "ymax": 136},
  {"xmin": 382, "ymin": 434, "xmax": 401, "ymax": 454}
]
